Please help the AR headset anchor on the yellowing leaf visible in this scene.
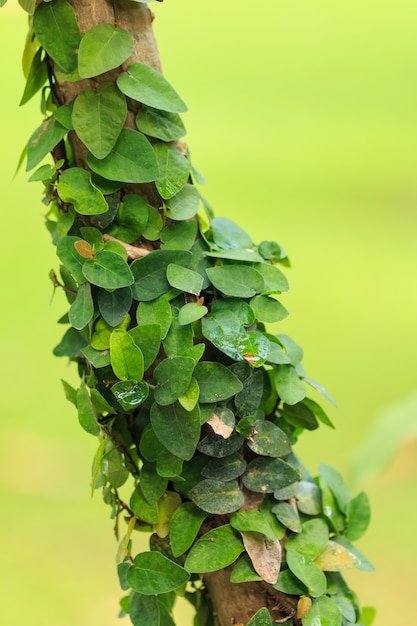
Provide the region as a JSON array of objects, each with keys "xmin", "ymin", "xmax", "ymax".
[{"xmin": 314, "ymin": 540, "xmax": 360, "ymax": 571}]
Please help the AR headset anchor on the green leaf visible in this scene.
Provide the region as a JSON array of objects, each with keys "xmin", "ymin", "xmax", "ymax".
[
  {"xmin": 358, "ymin": 606, "xmax": 377, "ymax": 626},
  {"xmin": 140, "ymin": 462, "xmax": 168, "ymax": 505},
  {"xmin": 274, "ymin": 365, "xmax": 306, "ymax": 405},
  {"xmin": 87, "ymin": 129, "xmax": 158, "ymax": 183},
  {"xmin": 194, "ymin": 362, "xmax": 243, "ymax": 402},
  {"xmin": 302, "ymin": 397, "xmax": 335, "ymax": 429},
  {"xmin": 107, "ymin": 194, "xmax": 150, "ymax": 243},
  {"xmin": 129, "ymin": 594, "xmax": 160, "ymax": 626},
  {"xmin": 178, "ymin": 376, "xmax": 200, "ymax": 411},
  {"xmin": 210, "ymin": 217, "xmax": 252, "ymax": 250},
  {"xmin": 129, "ymin": 324, "xmax": 161, "ymax": 371},
  {"xmin": 117, "ymin": 62, "xmax": 187, "ymax": 112},
  {"xmin": 246, "ymin": 420, "xmax": 292, "ymax": 458},
  {"xmin": 53, "ymin": 327, "xmax": 87, "ymax": 357},
  {"xmin": 178, "ymin": 302, "xmax": 208, "ymax": 325},
  {"xmin": 61, "ymin": 379, "xmax": 77, "ymax": 407},
  {"xmin": 154, "ymin": 357, "xmax": 195, "ymax": 405},
  {"xmin": 72, "ymin": 83, "xmax": 127, "ymax": 159},
  {"xmin": 166, "ymin": 264, "xmax": 203, "ymax": 295},
  {"xmin": 97, "ymin": 287, "xmax": 132, "ymax": 327},
  {"xmin": 250, "ymin": 295, "xmax": 289, "ymax": 323},
  {"xmin": 285, "ymin": 519, "xmax": 329, "ymax": 559},
  {"xmin": 78, "ymin": 24, "xmax": 134, "ymax": 78},
  {"xmin": 314, "ymin": 540, "xmax": 360, "ymax": 571},
  {"xmin": 131, "ymin": 250, "xmax": 191, "ymax": 301},
  {"xmin": 110, "ymin": 329, "xmax": 144, "ymax": 381},
  {"xmin": 91, "ymin": 314, "xmax": 130, "ymax": 350},
  {"xmin": 136, "ymin": 105, "xmax": 186, "ymax": 141},
  {"xmin": 332, "ymin": 535, "xmax": 375, "ymax": 572},
  {"xmin": 253, "ymin": 262, "xmax": 289, "ymax": 293},
  {"xmin": 111, "ymin": 380, "xmax": 149, "ymax": 411},
  {"xmin": 277, "ymin": 334, "xmax": 303, "ymax": 364},
  {"xmin": 169, "ymin": 502, "xmax": 207, "ymax": 557},
  {"xmin": 205, "ymin": 248, "xmax": 264, "ymax": 263},
  {"xmin": 319, "ymin": 478, "xmax": 346, "ymax": 533},
  {"xmin": 286, "ymin": 549, "xmax": 327, "ymax": 598},
  {"xmin": 57, "ymin": 167, "xmax": 108, "ymax": 215},
  {"xmin": 69, "ymin": 283, "xmax": 94, "ymax": 330},
  {"xmin": 202, "ymin": 309, "xmax": 245, "ymax": 361},
  {"xmin": 242, "ymin": 457, "xmax": 300, "ymax": 493},
  {"xmin": 101, "ymin": 448, "xmax": 129, "ymax": 488},
  {"xmin": 184, "ymin": 524, "xmax": 244, "ymax": 573},
  {"xmin": 201, "ymin": 453, "xmax": 246, "ymax": 482},
  {"xmin": 272, "ymin": 502, "xmax": 302, "ymax": 532},
  {"xmin": 77, "ymin": 380, "xmax": 100, "ymax": 436},
  {"xmin": 151, "ymin": 402, "xmax": 201, "ymax": 460},
  {"xmin": 295, "ymin": 481, "xmax": 322, "ymax": 515},
  {"xmin": 154, "ymin": 142, "xmax": 190, "ymax": 199},
  {"xmin": 197, "ymin": 432, "xmax": 244, "ymax": 458},
  {"xmin": 247, "ymin": 607, "xmax": 273, "ymax": 626},
  {"xmin": 319, "ymin": 464, "xmax": 351, "ymax": 515},
  {"xmin": 160, "ymin": 220, "xmax": 197, "ymax": 251},
  {"xmin": 54, "ymin": 102, "xmax": 74, "ymax": 130},
  {"xmin": 128, "ymin": 552, "xmax": 189, "ymax": 595},
  {"xmin": 20, "ymin": 47, "xmax": 48, "ymax": 106},
  {"xmin": 166, "ymin": 184, "xmax": 200, "ymax": 220},
  {"xmin": 238, "ymin": 330, "xmax": 271, "ymax": 368},
  {"xmin": 206, "ymin": 265, "xmax": 264, "ymax": 298},
  {"xmin": 345, "ymin": 491, "xmax": 371, "ymax": 541},
  {"xmin": 188, "ymin": 480, "xmax": 244, "ymax": 514},
  {"xmin": 230, "ymin": 554, "xmax": 262, "ymax": 583},
  {"xmin": 82, "ymin": 251, "xmax": 134, "ymax": 289},
  {"xmin": 301, "ymin": 596, "xmax": 342, "ymax": 626},
  {"xmin": 281, "ymin": 402, "xmax": 319, "ymax": 430},
  {"xmin": 302, "ymin": 376, "xmax": 337, "ymax": 406},
  {"xmin": 130, "ymin": 485, "xmax": 159, "ymax": 524},
  {"xmin": 272, "ymin": 569, "xmax": 307, "ymax": 595},
  {"xmin": 211, "ymin": 298, "xmax": 255, "ymax": 326},
  {"xmin": 26, "ymin": 117, "xmax": 67, "ymax": 171},
  {"xmin": 56, "ymin": 237, "xmax": 86, "ymax": 284},
  {"xmin": 136, "ymin": 295, "xmax": 172, "ymax": 339},
  {"xmin": 230, "ymin": 510, "xmax": 282, "ymax": 542},
  {"xmin": 143, "ymin": 206, "xmax": 163, "ymax": 240},
  {"xmin": 33, "ymin": 0, "xmax": 81, "ymax": 72}
]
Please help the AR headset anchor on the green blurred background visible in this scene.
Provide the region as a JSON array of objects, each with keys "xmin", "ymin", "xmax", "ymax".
[{"xmin": 1, "ymin": 1, "xmax": 416, "ymax": 624}]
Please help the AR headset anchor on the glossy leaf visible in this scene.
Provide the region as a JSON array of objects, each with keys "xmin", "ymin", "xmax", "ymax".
[
  {"xmin": 301, "ymin": 596, "xmax": 342, "ymax": 626},
  {"xmin": 241, "ymin": 531, "xmax": 281, "ymax": 584},
  {"xmin": 207, "ymin": 265, "xmax": 264, "ymax": 298},
  {"xmin": 166, "ymin": 184, "xmax": 200, "ymax": 220},
  {"xmin": 169, "ymin": 502, "xmax": 207, "ymax": 557},
  {"xmin": 78, "ymin": 24, "xmax": 134, "ymax": 78},
  {"xmin": 33, "ymin": 0, "xmax": 80, "ymax": 72},
  {"xmin": 332, "ymin": 535, "xmax": 375, "ymax": 572},
  {"xmin": 250, "ymin": 295, "xmax": 289, "ymax": 323},
  {"xmin": 150, "ymin": 402, "xmax": 201, "ymax": 460},
  {"xmin": 72, "ymin": 83, "xmax": 127, "ymax": 158},
  {"xmin": 238, "ymin": 330, "xmax": 270, "ymax": 368},
  {"xmin": 201, "ymin": 453, "xmax": 246, "ymax": 482},
  {"xmin": 110, "ymin": 329, "xmax": 144, "ymax": 381},
  {"xmin": 286, "ymin": 549, "xmax": 327, "ymax": 598},
  {"xmin": 101, "ymin": 448, "xmax": 129, "ymax": 488},
  {"xmin": 57, "ymin": 167, "xmax": 108, "ymax": 215},
  {"xmin": 274, "ymin": 365, "xmax": 307, "ymax": 405},
  {"xmin": 117, "ymin": 62, "xmax": 187, "ymax": 112},
  {"xmin": 194, "ymin": 362, "xmax": 243, "ymax": 402},
  {"xmin": 83, "ymin": 251, "xmax": 134, "ymax": 289},
  {"xmin": 166, "ymin": 264, "xmax": 203, "ymax": 295},
  {"xmin": 129, "ymin": 324, "xmax": 161, "ymax": 371},
  {"xmin": 285, "ymin": 519, "xmax": 329, "ymax": 559},
  {"xmin": 26, "ymin": 117, "xmax": 67, "ymax": 171},
  {"xmin": 189, "ymin": 479, "xmax": 244, "ymax": 514},
  {"xmin": 154, "ymin": 142, "xmax": 190, "ymax": 199},
  {"xmin": 178, "ymin": 376, "xmax": 200, "ymax": 411},
  {"xmin": 107, "ymin": 194, "xmax": 149, "ymax": 243},
  {"xmin": 136, "ymin": 105, "xmax": 186, "ymax": 141},
  {"xmin": 131, "ymin": 250, "xmax": 191, "ymax": 301},
  {"xmin": 154, "ymin": 356, "xmax": 195, "ymax": 405},
  {"xmin": 69, "ymin": 283, "xmax": 94, "ymax": 330},
  {"xmin": 87, "ymin": 129, "xmax": 158, "ymax": 183},
  {"xmin": 136, "ymin": 295, "xmax": 172, "ymax": 339},
  {"xmin": 111, "ymin": 380, "xmax": 148, "ymax": 411},
  {"xmin": 128, "ymin": 552, "xmax": 189, "ymax": 595},
  {"xmin": 234, "ymin": 369, "xmax": 264, "ymax": 417},
  {"xmin": 202, "ymin": 309, "xmax": 245, "ymax": 361},
  {"xmin": 184, "ymin": 524, "xmax": 244, "ymax": 572},
  {"xmin": 242, "ymin": 457, "xmax": 299, "ymax": 493},
  {"xmin": 247, "ymin": 420, "xmax": 292, "ymax": 458}
]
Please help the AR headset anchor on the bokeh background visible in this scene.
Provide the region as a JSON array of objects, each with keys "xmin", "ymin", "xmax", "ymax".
[{"xmin": 1, "ymin": 1, "xmax": 416, "ymax": 624}]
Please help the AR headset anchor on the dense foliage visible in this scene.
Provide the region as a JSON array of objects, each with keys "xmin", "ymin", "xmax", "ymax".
[{"xmin": 6, "ymin": 0, "xmax": 375, "ymax": 624}]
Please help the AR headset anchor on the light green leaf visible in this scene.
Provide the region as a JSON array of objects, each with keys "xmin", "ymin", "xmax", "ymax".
[
  {"xmin": 57, "ymin": 167, "xmax": 108, "ymax": 215},
  {"xmin": 302, "ymin": 596, "xmax": 342, "ymax": 626},
  {"xmin": 101, "ymin": 448, "xmax": 129, "ymax": 488},
  {"xmin": 230, "ymin": 554, "xmax": 262, "ymax": 583},
  {"xmin": 345, "ymin": 491, "xmax": 371, "ymax": 541},
  {"xmin": 210, "ymin": 217, "xmax": 252, "ymax": 250},
  {"xmin": 56, "ymin": 236, "xmax": 86, "ymax": 284},
  {"xmin": 117, "ymin": 62, "xmax": 187, "ymax": 112},
  {"xmin": 26, "ymin": 117, "xmax": 67, "ymax": 171},
  {"xmin": 178, "ymin": 302, "xmax": 208, "ymax": 326},
  {"xmin": 286, "ymin": 549, "xmax": 327, "ymax": 598},
  {"xmin": 154, "ymin": 356, "xmax": 195, "ymax": 405},
  {"xmin": 72, "ymin": 83, "xmax": 127, "ymax": 158},
  {"xmin": 78, "ymin": 23, "xmax": 134, "ymax": 78},
  {"xmin": 110, "ymin": 329, "xmax": 144, "ymax": 381},
  {"xmin": 77, "ymin": 380, "xmax": 100, "ymax": 436},
  {"xmin": 319, "ymin": 464, "xmax": 351, "ymax": 515},
  {"xmin": 20, "ymin": 47, "xmax": 48, "ymax": 106},
  {"xmin": 169, "ymin": 502, "xmax": 207, "ymax": 557},
  {"xmin": 188, "ymin": 480, "xmax": 244, "ymax": 515},
  {"xmin": 107, "ymin": 194, "xmax": 150, "ymax": 243},
  {"xmin": 295, "ymin": 481, "xmax": 322, "ymax": 515},
  {"xmin": 253, "ymin": 262, "xmax": 289, "ymax": 293},
  {"xmin": 162, "ymin": 307, "xmax": 194, "ymax": 357},
  {"xmin": 166, "ymin": 184, "xmax": 200, "ymax": 220},
  {"xmin": 154, "ymin": 142, "xmax": 190, "ymax": 199},
  {"xmin": 246, "ymin": 420, "xmax": 291, "ymax": 458},
  {"xmin": 250, "ymin": 295, "xmax": 289, "ymax": 323},
  {"xmin": 151, "ymin": 402, "xmax": 201, "ymax": 460},
  {"xmin": 184, "ymin": 524, "xmax": 244, "ymax": 572},
  {"xmin": 82, "ymin": 251, "xmax": 134, "ymax": 289},
  {"xmin": 69, "ymin": 283, "xmax": 94, "ymax": 330},
  {"xmin": 33, "ymin": 0, "xmax": 81, "ymax": 72},
  {"xmin": 136, "ymin": 105, "xmax": 186, "ymax": 141},
  {"xmin": 272, "ymin": 502, "xmax": 302, "ymax": 532},
  {"xmin": 178, "ymin": 376, "xmax": 200, "ymax": 411},
  {"xmin": 206, "ymin": 265, "xmax": 264, "ymax": 298},
  {"xmin": 111, "ymin": 380, "xmax": 149, "ymax": 411},
  {"xmin": 332, "ymin": 535, "xmax": 375, "ymax": 572},
  {"xmin": 242, "ymin": 457, "xmax": 299, "ymax": 493},
  {"xmin": 230, "ymin": 510, "xmax": 282, "ymax": 542},
  {"xmin": 166, "ymin": 264, "xmax": 203, "ymax": 295},
  {"xmin": 136, "ymin": 295, "xmax": 172, "ymax": 339},
  {"xmin": 87, "ymin": 129, "xmax": 158, "ymax": 183},
  {"xmin": 194, "ymin": 362, "xmax": 243, "ymax": 402},
  {"xmin": 247, "ymin": 608, "xmax": 273, "ymax": 626},
  {"xmin": 160, "ymin": 220, "xmax": 197, "ymax": 251},
  {"xmin": 314, "ymin": 540, "xmax": 360, "ymax": 571},
  {"xmin": 128, "ymin": 552, "xmax": 189, "ymax": 595},
  {"xmin": 285, "ymin": 519, "xmax": 329, "ymax": 559},
  {"xmin": 274, "ymin": 365, "xmax": 307, "ymax": 405},
  {"xmin": 129, "ymin": 324, "xmax": 161, "ymax": 371}
]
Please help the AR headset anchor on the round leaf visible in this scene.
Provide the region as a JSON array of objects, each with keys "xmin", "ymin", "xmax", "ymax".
[
  {"xmin": 57, "ymin": 168, "xmax": 108, "ymax": 215},
  {"xmin": 150, "ymin": 402, "xmax": 201, "ymax": 461},
  {"xmin": 194, "ymin": 361, "xmax": 243, "ymax": 402},
  {"xmin": 127, "ymin": 552, "xmax": 189, "ymax": 595},
  {"xmin": 154, "ymin": 356, "xmax": 195, "ymax": 405},
  {"xmin": 206, "ymin": 265, "xmax": 264, "ymax": 298},
  {"xmin": 78, "ymin": 23, "xmax": 134, "ymax": 78},
  {"xmin": 242, "ymin": 457, "xmax": 300, "ymax": 493},
  {"xmin": 189, "ymin": 480, "xmax": 244, "ymax": 515},
  {"xmin": 69, "ymin": 283, "xmax": 94, "ymax": 330},
  {"xmin": 184, "ymin": 524, "xmax": 244, "ymax": 573},
  {"xmin": 111, "ymin": 380, "xmax": 149, "ymax": 411},
  {"xmin": 82, "ymin": 251, "xmax": 134, "ymax": 289},
  {"xmin": 247, "ymin": 420, "xmax": 291, "ymax": 458}
]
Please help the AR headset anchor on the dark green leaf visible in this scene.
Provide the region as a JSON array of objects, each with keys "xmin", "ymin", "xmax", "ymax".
[
  {"xmin": 72, "ymin": 83, "xmax": 127, "ymax": 158},
  {"xmin": 101, "ymin": 448, "xmax": 129, "ymax": 488},
  {"xmin": 87, "ymin": 129, "xmax": 158, "ymax": 183},
  {"xmin": 82, "ymin": 250, "xmax": 134, "ymax": 289},
  {"xmin": 169, "ymin": 502, "xmax": 207, "ymax": 557},
  {"xmin": 26, "ymin": 117, "xmax": 67, "ymax": 171},
  {"xmin": 211, "ymin": 298, "xmax": 255, "ymax": 326},
  {"xmin": 206, "ymin": 265, "xmax": 264, "ymax": 298},
  {"xmin": 184, "ymin": 524, "xmax": 244, "ymax": 572},
  {"xmin": 271, "ymin": 502, "xmax": 301, "ymax": 532},
  {"xmin": 202, "ymin": 309, "xmax": 245, "ymax": 361},
  {"xmin": 129, "ymin": 594, "xmax": 160, "ymax": 626},
  {"xmin": 189, "ymin": 480, "xmax": 244, "ymax": 515},
  {"xmin": 97, "ymin": 287, "xmax": 132, "ymax": 327},
  {"xmin": 128, "ymin": 552, "xmax": 189, "ymax": 595},
  {"xmin": 247, "ymin": 420, "xmax": 291, "ymax": 458},
  {"xmin": 53, "ymin": 327, "xmax": 87, "ymax": 357},
  {"xmin": 151, "ymin": 402, "xmax": 201, "ymax": 460},
  {"xmin": 130, "ymin": 485, "xmax": 159, "ymax": 524},
  {"xmin": 166, "ymin": 184, "xmax": 200, "ymax": 220},
  {"xmin": 111, "ymin": 380, "xmax": 149, "ymax": 411},
  {"xmin": 154, "ymin": 142, "xmax": 190, "ymax": 199},
  {"xmin": 54, "ymin": 102, "xmax": 74, "ymax": 129},
  {"xmin": 20, "ymin": 47, "xmax": 48, "ymax": 106},
  {"xmin": 160, "ymin": 220, "xmax": 197, "ymax": 251},
  {"xmin": 302, "ymin": 397, "xmax": 335, "ymax": 428},
  {"xmin": 194, "ymin": 362, "xmax": 243, "ymax": 402},
  {"xmin": 78, "ymin": 24, "xmax": 134, "ymax": 78},
  {"xmin": 117, "ymin": 62, "xmax": 187, "ymax": 112},
  {"xmin": 77, "ymin": 380, "xmax": 100, "ymax": 435},
  {"xmin": 162, "ymin": 308, "xmax": 194, "ymax": 357},
  {"xmin": 136, "ymin": 105, "xmax": 186, "ymax": 141},
  {"xmin": 69, "ymin": 283, "xmax": 94, "ymax": 330},
  {"xmin": 242, "ymin": 457, "xmax": 299, "ymax": 493},
  {"xmin": 274, "ymin": 365, "xmax": 306, "ymax": 405},
  {"xmin": 272, "ymin": 569, "xmax": 307, "ymax": 595},
  {"xmin": 90, "ymin": 192, "xmax": 120, "ymax": 229},
  {"xmin": 286, "ymin": 549, "xmax": 327, "ymax": 598},
  {"xmin": 81, "ymin": 344, "xmax": 110, "ymax": 370},
  {"xmin": 154, "ymin": 356, "xmax": 195, "ymax": 405},
  {"xmin": 107, "ymin": 194, "xmax": 150, "ymax": 243},
  {"xmin": 33, "ymin": 0, "xmax": 80, "ymax": 72},
  {"xmin": 201, "ymin": 453, "xmax": 246, "ymax": 482},
  {"xmin": 197, "ymin": 433, "xmax": 244, "ymax": 458},
  {"xmin": 136, "ymin": 295, "xmax": 172, "ymax": 339},
  {"xmin": 131, "ymin": 250, "xmax": 191, "ymax": 301},
  {"xmin": 166, "ymin": 264, "xmax": 203, "ymax": 295},
  {"xmin": 140, "ymin": 462, "xmax": 168, "ymax": 504},
  {"xmin": 110, "ymin": 329, "xmax": 144, "ymax": 381},
  {"xmin": 143, "ymin": 205, "xmax": 163, "ymax": 240},
  {"xmin": 129, "ymin": 324, "xmax": 161, "ymax": 371},
  {"xmin": 234, "ymin": 370, "xmax": 264, "ymax": 417},
  {"xmin": 281, "ymin": 402, "xmax": 319, "ymax": 430},
  {"xmin": 250, "ymin": 295, "xmax": 289, "ymax": 323},
  {"xmin": 57, "ymin": 167, "xmax": 108, "ymax": 215}
]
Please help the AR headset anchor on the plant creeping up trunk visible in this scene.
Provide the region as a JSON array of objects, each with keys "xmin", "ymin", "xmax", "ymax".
[{"xmin": 6, "ymin": 0, "xmax": 376, "ymax": 624}]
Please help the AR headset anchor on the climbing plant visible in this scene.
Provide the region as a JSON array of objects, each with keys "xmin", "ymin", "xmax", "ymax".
[{"xmin": 5, "ymin": 0, "xmax": 375, "ymax": 624}]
